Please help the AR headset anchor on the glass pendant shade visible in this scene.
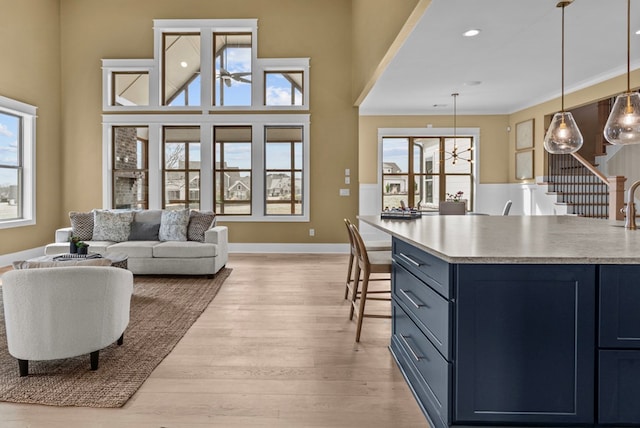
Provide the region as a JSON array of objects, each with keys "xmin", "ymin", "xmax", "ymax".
[
  {"xmin": 543, "ymin": 111, "xmax": 584, "ymax": 154},
  {"xmin": 603, "ymin": 91, "xmax": 640, "ymax": 145}
]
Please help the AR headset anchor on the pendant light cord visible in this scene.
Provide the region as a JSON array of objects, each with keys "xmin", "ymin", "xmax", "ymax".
[
  {"xmin": 561, "ymin": 2, "xmax": 565, "ymax": 112},
  {"xmin": 627, "ymin": 0, "xmax": 631, "ymax": 92}
]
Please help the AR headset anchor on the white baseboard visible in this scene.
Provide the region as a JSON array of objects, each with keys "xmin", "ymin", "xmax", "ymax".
[
  {"xmin": 229, "ymin": 243, "xmax": 348, "ymax": 254},
  {"xmin": 0, "ymin": 247, "xmax": 46, "ymax": 268}
]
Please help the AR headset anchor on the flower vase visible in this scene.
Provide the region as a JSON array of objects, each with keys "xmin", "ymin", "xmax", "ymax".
[
  {"xmin": 77, "ymin": 246, "xmax": 89, "ymax": 255},
  {"xmin": 69, "ymin": 241, "xmax": 78, "ymax": 253}
]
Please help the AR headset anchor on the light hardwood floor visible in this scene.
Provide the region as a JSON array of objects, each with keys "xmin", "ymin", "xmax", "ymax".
[{"xmin": 0, "ymin": 254, "xmax": 428, "ymax": 427}]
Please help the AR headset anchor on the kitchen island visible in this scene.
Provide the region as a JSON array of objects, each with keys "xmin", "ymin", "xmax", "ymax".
[{"xmin": 359, "ymin": 215, "xmax": 640, "ymax": 428}]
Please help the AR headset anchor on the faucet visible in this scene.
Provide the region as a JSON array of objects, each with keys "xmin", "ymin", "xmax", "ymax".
[{"xmin": 625, "ymin": 180, "xmax": 640, "ymax": 230}]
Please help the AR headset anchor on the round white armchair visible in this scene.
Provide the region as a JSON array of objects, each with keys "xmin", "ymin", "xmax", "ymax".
[{"xmin": 1, "ymin": 266, "xmax": 133, "ymax": 376}]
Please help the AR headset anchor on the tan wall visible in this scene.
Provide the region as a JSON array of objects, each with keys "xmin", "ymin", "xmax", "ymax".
[
  {"xmin": 59, "ymin": 0, "xmax": 358, "ymax": 244},
  {"xmin": 359, "ymin": 115, "xmax": 510, "ymax": 184},
  {"xmin": 507, "ymin": 70, "xmax": 640, "ymax": 183},
  {"xmin": 0, "ymin": 0, "xmax": 62, "ymax": 255},
  {"xmin": 351, "ymin": 0, "xmax": 429, "ymax": 104}
]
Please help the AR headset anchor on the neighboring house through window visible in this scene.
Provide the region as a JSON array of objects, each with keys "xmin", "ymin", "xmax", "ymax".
[{"xmin": 0, "ymin": 95, "xmax": 36, "ymax": 229}]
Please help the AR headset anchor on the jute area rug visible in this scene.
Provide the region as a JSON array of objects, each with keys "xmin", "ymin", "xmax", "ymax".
[{"xmin": 0, "ymin": 268, "xmax": 231, "ymax": 408}]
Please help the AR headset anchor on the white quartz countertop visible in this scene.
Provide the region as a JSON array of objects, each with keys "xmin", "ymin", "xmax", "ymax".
[{"xmin": 359, "ymin": 215, "xmax": 640, "ymax": 264}]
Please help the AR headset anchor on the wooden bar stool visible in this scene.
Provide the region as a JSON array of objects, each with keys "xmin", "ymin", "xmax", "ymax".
[
  {"xmin": 343, "ymin": 218, "xmax": 391, "ymax": 299},
  {"xmin": 347, "ymin": 222, "xmax": 392, "ymax": 342}
]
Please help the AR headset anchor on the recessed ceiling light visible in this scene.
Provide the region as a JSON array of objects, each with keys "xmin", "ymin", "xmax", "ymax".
[
  {"xmin": 463, "ymin": 29, "xmax": 481, "ymax": 37},
  {"xmin": 180, "ymin": 61, "xmax": 188, "ymax": 68},
  {"xmin": 432, "ymin": 104, "xmax": 448, "ymax": 108},
  {"xmin": 464, "ymin": 81, "xmax": 482, "ymax": 86},
  {"xmin": 636, "ymin": 29, "xmax": 640, "ymax": 35}
]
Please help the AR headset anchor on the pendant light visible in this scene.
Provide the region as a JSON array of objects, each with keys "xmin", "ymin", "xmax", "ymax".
[
  {"xmin": 603, "ymin": 0, "xmax": 640, "ymax": 145},
  {"xmin": 444, "ymin": 93, "xmax": 472, "ymax": 165},
  {"xmin": 543, "ymin": 1, "xmax": 584, "ymax": 154}
]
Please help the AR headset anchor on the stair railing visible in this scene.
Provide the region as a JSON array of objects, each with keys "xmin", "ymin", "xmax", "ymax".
[{"xmin": 546, "ymin": 153, "xmax": 625, "ymax": 220}]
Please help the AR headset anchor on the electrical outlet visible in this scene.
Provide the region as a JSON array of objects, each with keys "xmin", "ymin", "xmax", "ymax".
[
  {"xmin": 345, "ymin": 176, "xmax": 350, "ymax": 185},
  {"xmin": 309, "ymin": 228, "xmax": 315, "ymax": 236},
  {"xmin": 339, "ymin": 189, "xmax": 350, "ymax": 196}
]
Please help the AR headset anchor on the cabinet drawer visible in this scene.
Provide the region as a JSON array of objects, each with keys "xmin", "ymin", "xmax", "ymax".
[
  {"xmin": 392, "ymin": 303, "xmax": 450, "ymax": 427},
  {"xmin": 600, "ymin": 265, "xmax": 640, "ymax": 349},
  {"xmin": 393, "ymin": 261, "xmax": 451, "ymax": 359},
  {"xmin": 393, "ymin": 238, "xmax": 451, "ymax": 299},
  {"xmin": 599, "ymin": 350, "xmax": 640, "ymax": 425}
]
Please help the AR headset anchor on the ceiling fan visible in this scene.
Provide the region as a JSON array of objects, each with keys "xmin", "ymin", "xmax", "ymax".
[{"xmin": 217, "ymin": 68, "xmax": 251, "ymax": 86}]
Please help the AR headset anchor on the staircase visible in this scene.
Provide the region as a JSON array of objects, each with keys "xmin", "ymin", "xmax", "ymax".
[{"xmin": 545, "ymin": 154, "xmax": 609, "ymax": 219}]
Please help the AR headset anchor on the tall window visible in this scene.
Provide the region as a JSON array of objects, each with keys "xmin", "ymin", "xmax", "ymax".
[
  {"xmin": 0, "ymin": 96, "xmax": 35, "ymax": 228},
  {"xmin": 163, "ymin": 126, "xmax": 201, "ymax": 209},
  {"xmin": 163, "ymin": 33, "xmax": 201, "ymax": 106},
  {"xmin": 214, "ymin": 126, "xmax": 252, "ymax": 214},
  {"xmin": 265, "ymin": 126, "xmax": 303, "ymax": 215},
  {"xmin": 214, "ymin": 33, "xmax": 252, "ymax": 106},
  {"xmin": 382, "ymin": 136, "xmax": 473, "ymax": 211},
  {"xmin": 112, "ymin": 126, "xmax": 149, "ymax": 209}
]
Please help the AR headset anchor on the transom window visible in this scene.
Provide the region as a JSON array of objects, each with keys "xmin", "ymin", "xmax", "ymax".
[
  {"xmin": 214, "ymin": 33, "xmax": 252, "ymax": 107},
  {"xmin": 382, "ymin": 136, "xmax": 474, "ymax": 211},
  {"xmin": 265, "ymin": 71, "xmax": 303, "ymax": 106},
  {"xmin": 0, "ymin": 96, "xmax": 36, "ymax": 229}
]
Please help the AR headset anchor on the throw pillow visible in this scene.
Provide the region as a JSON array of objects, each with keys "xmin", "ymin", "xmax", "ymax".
[
  {"xmin": 129, "ymin": 221, "xmax": 161, "ymax": 241},
  {"xmin": 69, "ymin": 211, "xmax": 94, "ymax": 241},
  {"xmin": 158, "ymin": 209, "xmax": 190, "ymax": 241},
  {"xmin": 188, "ymin": 210, "xmax": 216, "ymax": 242},
  {"xmin": 92, "ymin": 210, "xmax": 134, "ymax": 242},
  {"xmin": 134, "ymin": 209, "xmax": 162, "ymax": 224},
  {"xmin": 12, "ymin": 259, "xmax": 112, "ymax": 269}
]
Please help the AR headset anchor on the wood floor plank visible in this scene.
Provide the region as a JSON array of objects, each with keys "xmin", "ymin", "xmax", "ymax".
[{"xmin": 0, "ymin": 253, "xmax": 428, "ymax": 427}]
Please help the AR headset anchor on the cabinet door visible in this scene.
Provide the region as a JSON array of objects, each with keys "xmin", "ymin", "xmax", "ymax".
[
  {"xmin": 454, "ymin": 264, "xmax": 595, "ymax": 425},
  {"xmin": 599, "ymin": 350, "xmax": 640, "ymax": 425},
  {"xmin": 600, "ymin": 265, "xmax": 640, "ymax": 348}
]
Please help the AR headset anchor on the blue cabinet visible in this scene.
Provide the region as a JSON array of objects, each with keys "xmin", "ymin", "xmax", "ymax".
[
  {"xmin": 389, "ymin": 237, "xmax": 634, "ymax": 427},
  {"xmin": 598, "ymin": 265, "xmax": 640, "ymax": 425},
  {"xmin": 455, "ymin": 264, "xmax": 595, "ymax": 425}
]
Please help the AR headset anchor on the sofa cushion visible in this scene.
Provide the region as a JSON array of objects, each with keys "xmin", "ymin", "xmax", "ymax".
[
  {"xmin": 159, "ymin": 209, "xmax": 189, "ymax": 241},
  {"xmin": 108, "ymin": 241, "xmax": 156, "ymax": 258},
  {"xmin": 129, "ymin": 222, "xmax": 160, "ymax": 241},
  {"xmin": 12, "ymin": 258, "xmax": 112, "ymax": 269},
  {"xmin": 93, "ymin": 210, "xmax": 134, "ymax": 242},
  {"xmin": 152, "ymin": 241, "xmax": 218, "ymax": 258},
  {"xmin": 69, "ymin": 211, "xmax": 94, "ymax": 241},
  {"xmin": 188, "ymin": 210, "xmax": 216, "ymax": 242}
]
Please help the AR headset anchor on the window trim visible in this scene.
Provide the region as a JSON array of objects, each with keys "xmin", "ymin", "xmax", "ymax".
[
  {"xmin": 0, "ymin": 95, "xmax": 36, "ymax": 230},
  {"xmin": 102, "ymin": 113, "xmax": 310, "ymax": 222},
  {"xmin": 377, "ymin": 127, "xmax": 479, "ymax": 213}
]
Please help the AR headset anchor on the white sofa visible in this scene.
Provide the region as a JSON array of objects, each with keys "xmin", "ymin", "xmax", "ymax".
[
  {"xmin": 44, "ymin": 209, "xmax": 228, "ymax": 277},
  {"xmin": 2, "ymin": 266, "xmax": 133, "ymax": 376}
]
